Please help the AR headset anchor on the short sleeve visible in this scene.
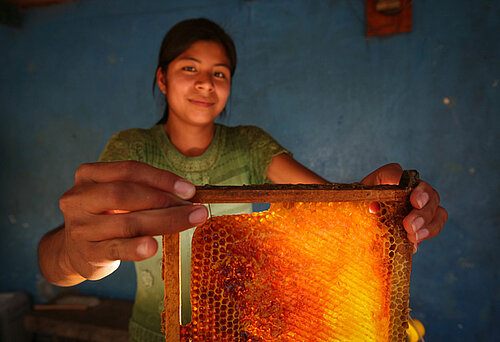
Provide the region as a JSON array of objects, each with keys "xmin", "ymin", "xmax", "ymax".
[
  {"xmin": 243, "ymin": 126, "xmax": 292, "ymax": 184},
  {"xmin": 98, "ymin": 129, "xmax": 151, "ymax": 163}
]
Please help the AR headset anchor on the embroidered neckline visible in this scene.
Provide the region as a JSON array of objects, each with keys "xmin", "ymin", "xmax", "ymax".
[{"xmin": 152, "ymin": 124, "xmax": 224, "ymax": 173}]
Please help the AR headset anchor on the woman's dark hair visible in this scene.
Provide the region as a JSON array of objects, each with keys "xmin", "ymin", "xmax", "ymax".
[{"xmin": 154, "ymin": 18, "xmax": 237, "ymax": 124}]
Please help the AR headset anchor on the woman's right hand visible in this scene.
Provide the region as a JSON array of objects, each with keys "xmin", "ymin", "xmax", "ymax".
[{"xmin": 40, "ymin": 161, "xmax": 208, "ymax": 286}]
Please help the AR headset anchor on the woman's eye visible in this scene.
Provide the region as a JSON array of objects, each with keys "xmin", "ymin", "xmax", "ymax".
[
  {"xmin": 214, "ymin": 72, "xmax": 225, "ymax": 78},
  {"xmin": 183, "ymin": 66, "xmax": 196, "ymax": 72}
]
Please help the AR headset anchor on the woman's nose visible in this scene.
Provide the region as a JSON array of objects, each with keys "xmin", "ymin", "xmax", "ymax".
[{"xmin": 195, "ymin": 72, "xmax": 214, "ymax": 91}]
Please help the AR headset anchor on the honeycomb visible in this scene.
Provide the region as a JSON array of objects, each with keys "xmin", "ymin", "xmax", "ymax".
[{"xmin": 165, "ymin": 200, "xmax": 412, "ymax": 342}]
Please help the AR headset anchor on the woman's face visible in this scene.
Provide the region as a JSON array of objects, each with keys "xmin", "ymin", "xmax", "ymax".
[{"xmin": 158, "ymin": 40, "xmax": 232, "ymax": 128}]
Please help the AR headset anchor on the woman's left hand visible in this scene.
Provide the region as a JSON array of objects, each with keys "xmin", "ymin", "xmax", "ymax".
[{"xmin": 361, "ymin": 163, "xmax": 448, "ymax": 253}]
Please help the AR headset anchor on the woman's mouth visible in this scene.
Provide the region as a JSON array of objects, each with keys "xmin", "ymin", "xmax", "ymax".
[{"xmin": 189, "ymin": 98, "xmax": 215, "ymax": 107}]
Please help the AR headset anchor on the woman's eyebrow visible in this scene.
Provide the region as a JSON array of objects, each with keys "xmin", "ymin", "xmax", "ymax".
[
  {"xmin": 179, "ymin": 56, "xmax": 201, "ymax": 63},
  {"xmin": 179, "ymin": 56, "xmax": 230, "ymax": 69}
]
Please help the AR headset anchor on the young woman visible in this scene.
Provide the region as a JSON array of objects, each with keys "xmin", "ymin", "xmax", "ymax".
[{"xmin": 38, "ymin": 18, "xmax": 447, "ymax": 341}]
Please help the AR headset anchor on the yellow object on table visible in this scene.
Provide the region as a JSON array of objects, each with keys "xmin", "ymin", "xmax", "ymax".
[{"xmin": 406, "ymin": 316, "xmax": 425, "ymax": 342}]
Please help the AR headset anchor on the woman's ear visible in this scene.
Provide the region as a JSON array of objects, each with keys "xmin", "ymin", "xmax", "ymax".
[{"xmin": 156, "ymin": 67, "xmax": 167, "ymax": 95}]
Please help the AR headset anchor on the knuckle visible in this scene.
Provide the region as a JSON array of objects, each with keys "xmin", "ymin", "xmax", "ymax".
[
  {"xmin": 105, "ymin": 182, "xmax": 128, "ymax": 207},
  {"xmin": 58, "ymin": 193, "xmax": 71, "ymax": 212},
  {"xmin": 107, "ymin": 240, "xmax": 122, "ymax": 261},
  {"xmin": 388, "ymin": 162, "xmax": 402, "ymax": 170},
  {"xmin": 117, "ymin": 160, "xmax": 141, "ymax": 177},
  {"xmin": 119, "ymin": 215, "xmax": 139, "ymax": 238},
  {"xmin": 158, "ymin": 193, "xmax": 181, "ymax": 208},
  {"xmin": 434, "ymin": 188, "xmax": 441, "ymax": 204},
  {"xmin": 75, "ymin": 163, "xmax": 94, "ymax": 181},
  {"xmin": 424, "ymin": 184, "xmax": 441, "ymax": 205},
  {"xmin": 427, "ymin": 208, "xmax": 447, "ymax": 238},
  {"xmin": 439, "ymin": 206, "xmax": 448, "ymax": 223},
  {"xmin": 429, "ymin": 223, "xmax": 441, "ymax": 238},
  {"xmin": 67, "ymin": 222, "xmax": 86, "ymax": 241},
  {"xmin": 59, "ymin": 188, "xmax": 79, "ymax": 214}
]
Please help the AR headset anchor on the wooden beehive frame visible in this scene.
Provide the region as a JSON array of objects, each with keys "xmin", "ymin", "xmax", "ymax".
[{"xmin": 162, "ymin": 170, "xmax": 418, "ymax": 341}]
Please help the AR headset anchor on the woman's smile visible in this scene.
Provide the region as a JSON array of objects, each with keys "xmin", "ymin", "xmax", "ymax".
[{"xmin": 188, "ymin": 97, "xmax": 216, "ymax": 107}]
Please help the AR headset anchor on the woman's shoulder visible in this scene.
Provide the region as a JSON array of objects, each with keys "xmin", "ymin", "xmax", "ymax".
[
  {"xmin": 108, "ymin": 126, "xmax": 159, "ymax": 143},
  {"xmin": 218, "ymin": 124, "xmax": 286, "ymax": 155},
  {"xmin": 99, "ymin": 126, "xmax": 160, "ymax": 162},
  {"xmin": 219, "ymin": 124, "xmax": 273, "ymax": 140}
]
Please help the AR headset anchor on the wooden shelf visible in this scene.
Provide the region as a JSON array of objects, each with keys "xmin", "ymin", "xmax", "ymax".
[{"xmin": 25, "ymin": 297, "xmax": 132, "ymax": 342}]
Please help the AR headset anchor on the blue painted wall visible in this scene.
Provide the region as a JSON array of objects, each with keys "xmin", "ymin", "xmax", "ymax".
[{"xmin": 1, "ymin": 0, "xmax": 498, "ymax": 340}]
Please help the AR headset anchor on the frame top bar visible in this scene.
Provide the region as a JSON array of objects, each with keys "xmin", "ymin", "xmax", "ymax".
[{"xmin": 191, "ymin": 170, "xmax": 419, "ymax": 203}]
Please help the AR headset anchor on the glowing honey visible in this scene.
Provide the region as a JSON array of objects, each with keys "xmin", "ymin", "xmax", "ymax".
[{"xmin": 167, "ymin": 201, "xmax": 412, "ymax": 341}]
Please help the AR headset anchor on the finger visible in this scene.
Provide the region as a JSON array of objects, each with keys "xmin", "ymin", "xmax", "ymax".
[
  {"xmin": 74, "ymin": 161, "xmax": 196, "ymax": 200},
  {"xmin": 368, "ymin": 201, "xmax": 380, "ymax": 214},
  {"xmin": 64, "ymin": 181, "xmax": 191, "ymax": 214},
  {"xmin": 403, "ymin": 191, "xmax": 439, "ymax": 234},
  {"xmin": 72, "ymin": 204, "xmax": 209, "ymax": 241},
  {"xmin": 409, "ymin": 181, "xmax": 438, "ymax": 210},
  {"xmin": 87, "ymin": 236, "xmax": 160, "ymax": 265},
  {"xmin": 361, "ymin": 163, "xmax": 403, "ymax": 185},
  {"xmin": 405, "ymin": 206, "xmax": 448, "ymax": 243},
  {"xmin": 66, "ymin": 236, "xmax": 158, "ymax": 280},
  {"xmin": 403, "ymin": 182, "xmax": 440, "ymax": 235},
  {"xmin": 414, "ymin": 206, "xmax": 448, "ymax": 242}
]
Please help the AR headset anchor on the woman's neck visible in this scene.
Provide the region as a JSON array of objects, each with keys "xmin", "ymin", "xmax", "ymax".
[{"xmin": 163, "ymin": 120, "xmax": 216, "ymax": 157}]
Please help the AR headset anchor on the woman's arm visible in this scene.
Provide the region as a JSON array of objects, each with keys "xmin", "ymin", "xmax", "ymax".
[
  {"xmin": 267, "ymin": 153, "xmax": 329, "ymax": 184},
  {"xmin": 267, "ymin": 154, "xmax": 447, "ymax": 248}
]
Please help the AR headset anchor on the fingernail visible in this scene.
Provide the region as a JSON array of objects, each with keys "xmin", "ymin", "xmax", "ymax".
[
  {"xmin": 417, "ymin": 192, "xmax": 429, "ymax": 209},
  {"xmin": 174, "ymin": 180, "xmax": 195, "ymax": 200},
  {"xmin": 369, "ymin": 202, "xmax": 380, "ymax": 214},
  {"xmin": 137, "ymin": 242, "xmax": 150, "ymax": 258},
  {"xmin": 412, "ymin": 216, "xmax": 424, "ymax": 233},
  {"xmin": 417, "ymin": 228, "xmax": 429, "ymax": 241},
  {"xmin": 189, "ymin": 206, "xmax": 208, "ymax": 225}
]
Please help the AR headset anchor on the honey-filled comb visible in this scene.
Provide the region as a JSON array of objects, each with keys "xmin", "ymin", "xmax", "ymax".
[{"xmin": 163, "ymin": 171, "xmax": 418, "ymax": 342}]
